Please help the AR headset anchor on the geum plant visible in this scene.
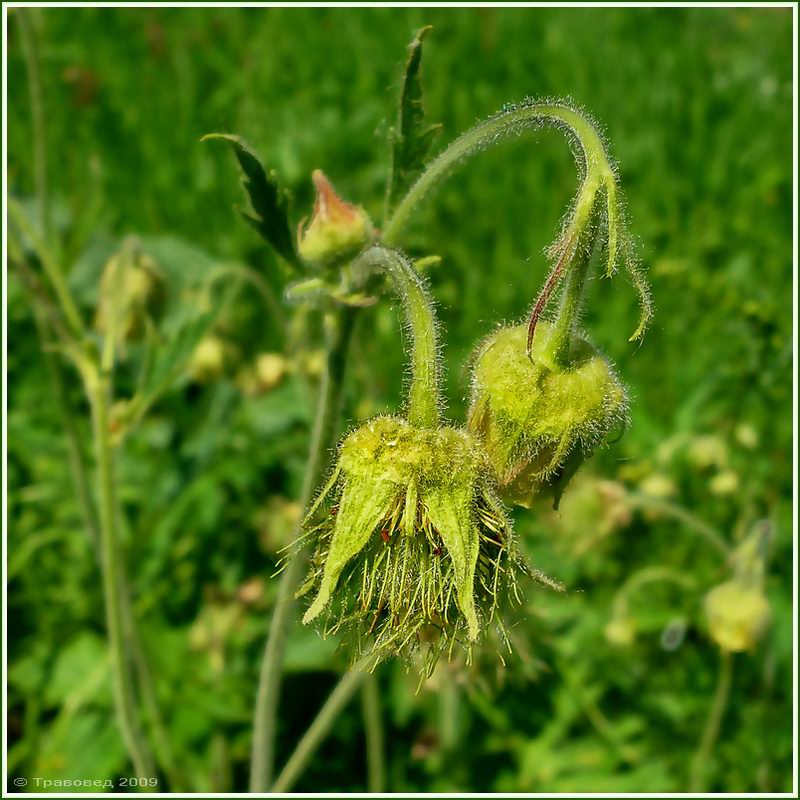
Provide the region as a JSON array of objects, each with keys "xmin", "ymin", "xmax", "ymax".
[{"xmin": 207, "ymin": 27, "xmax": 652, "ymax": 792}]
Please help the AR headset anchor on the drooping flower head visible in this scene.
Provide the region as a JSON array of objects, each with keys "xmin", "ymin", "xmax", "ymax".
[
  {"xmin": 297, "ymin": 416, "xmax": 523, "ymax": 666},
  {"xmin": 705, "ymin": 522, "xmax": 772, "ymax": 652},
  {"xmin": 465, "ymin": 103, "xmax": 650, "ymax": 508}
]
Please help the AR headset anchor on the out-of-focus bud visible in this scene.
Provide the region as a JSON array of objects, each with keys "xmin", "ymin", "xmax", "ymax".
[
  {"xmin": 710, "ymin": 470, "xmax": 740, "ymax": 496},
  {"xmin": 687, "ymin": 435, "xmax": 728, "ymax": 471},
  {"xmin": 704, "ymin": 581, "xmax": 770, "ymax": 652},
  {"xmin": 188, "ymin": 336, "xmax": 228, "ymax": 383},
  {"xmin": 95, "ymin": 248, "xmax": 164, "ymax": 346},
  {"xmin": 640, "ymin": 472, "xmax": 678, "ymax": 500},
  {"xmin": 705, "ymin": 522, "xmax": 771, "ymax": 652},
  {"xmin": 297, "ymin": 170, "xmax": 374, "ymax": 266},
  {"xmin": 255, "ymin": 496, "xmax": 301, "ymax": 556},
  {"xmin": 468, "ymin": 321, "xmax": 628, "ymax": 508},
  {"xmin": 605, "ymin": 615, "xmax": 636, "ymax": 647},
  {"xmin": 255, "ymin": 352, "xmax": 287, "ymax": 391},
  {"xmin": 735, "ymin": 424, "xmax": 758, "ymax": 450},
  {"xmin": 550, "ymin": 477, "xmax": 631, "ymax": 555}
]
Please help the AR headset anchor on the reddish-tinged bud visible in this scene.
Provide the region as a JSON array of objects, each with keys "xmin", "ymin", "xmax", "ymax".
[{"xmin": 297, "ymin": 170, "xmax": 373, "ymax": 266}]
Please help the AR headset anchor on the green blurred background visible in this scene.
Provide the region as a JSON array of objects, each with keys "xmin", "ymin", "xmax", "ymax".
[{"xmin": 7, "ymin": 6, "xmax": 794, "ymax": 793}]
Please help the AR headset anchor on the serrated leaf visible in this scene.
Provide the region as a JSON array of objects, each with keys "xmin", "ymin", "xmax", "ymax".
[
  {"xmin": 203, "ymin": 133, "xmax": 301, "ymax": 272},
  {"xmin": 385, "ymin": 26, "xmax": 443, "ymax": 216}
]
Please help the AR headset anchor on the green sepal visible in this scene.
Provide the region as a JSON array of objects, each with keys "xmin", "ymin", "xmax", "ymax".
[
  {"xmin": 303, "ymin": 477, "xmax": 396, "ymax": 624},
  {"xmin": 202, "ymin": 133, "xmax": 302, "ymax": 273},
  {"xmin": 423, "ymin": 484, "xmax": 480, "ymax": 641},
  {"xmin": 284, "ymin": 277, "xmax": 378, "ymax": 308}
]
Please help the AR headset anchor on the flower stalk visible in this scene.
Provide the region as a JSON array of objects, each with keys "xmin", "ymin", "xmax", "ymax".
[
  {"xmin": 353, "ymin": 245, "xmax": 441, "ymax": 427},
  {"xmin": 382, "ymin": 100, "xmax": 651, "ymax": 347},
  {"xmin": 87, "ymin": 364, "xmax": 156, "ymax": 782},
  {"xmin": 249, "ymin": 306, "xmax": 357, "ymax": 792}
]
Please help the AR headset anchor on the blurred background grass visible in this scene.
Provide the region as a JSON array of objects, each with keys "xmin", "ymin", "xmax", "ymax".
[{"xmin": 6, "ymin": 6, "xmax": 794, "ymax": 793}]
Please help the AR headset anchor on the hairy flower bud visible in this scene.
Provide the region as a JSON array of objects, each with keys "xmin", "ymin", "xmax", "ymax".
[
  {"xmin": 468, "ymin": 321, "xmax": 628, "ymax": 508},
  {"xmin": 297, "ymin": 170, "xmax": 374, "ymax": 266},
  {"xmin": 293, "ymin": 416, "xmax": 532, "ymax": 668}
]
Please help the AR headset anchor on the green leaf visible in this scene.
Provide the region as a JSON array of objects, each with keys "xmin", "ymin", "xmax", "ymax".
[
  {"xmin": 202, "ymin": 133, "xmax": 301, "ymax": 272},
  {"xmin": 133, "ymin": 308, "xmax": 218, "ymax": 414},
  {"xmin": 385, "ymin": 26, "xmax": 443, "ymax": 217}
]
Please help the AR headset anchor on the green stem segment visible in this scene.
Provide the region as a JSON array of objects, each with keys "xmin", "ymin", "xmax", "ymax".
[
  {"xmin": 17, "ymin": 9, "xmax": 51, "ymax": 242},
  {"xmin": 272, "ymin": 665, "xmax": 370, "ymax": 793},
  {"xmin": 541, "ymin": 227, "xmax": 594, "ymax": 366},
  {"xmin": 354, "ymin": 246, "xmax": 441, "ymax": 428},
  {"xmin": 625, "ymin": 494, "xmax": 731, "ymax": 557},
  {"xmin": 87, "ymin": 368, "xmax": 155, "ymax": 781},
  {"xmin": 249, "ymin": 307, "xmax": 357, "ymax": 793},
  {"xmin": 688, "ymin": 650, "xmax": 733, "ymax": 792},
  {"xmin": 361, "ymin": 673, "xmax": 385, "ymax": 793},
  {"xmin": 9, "ymin": 200, "xmax": 85, "ymax": 338},
  {"xmin": 611, "ymin": 565, "xmax": 696, "ymax": 619}
]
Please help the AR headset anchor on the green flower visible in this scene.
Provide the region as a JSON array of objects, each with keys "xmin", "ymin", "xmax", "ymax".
[
  {"xmin": 468, "ymin": 321, "xmax": 628, "ymax": 508},
  {"xmin": 295, "ymin": 416, "xmax": 525, "ymax": 666}
]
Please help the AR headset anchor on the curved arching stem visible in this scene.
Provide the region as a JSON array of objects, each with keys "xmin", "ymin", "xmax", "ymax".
[
  {"xmin": 383, "ymin": 101, "xmax": 616, "ymax": 254},
  {"xmin": 381, "ymin": 101, "xmax": 651, "ymax": 347}
]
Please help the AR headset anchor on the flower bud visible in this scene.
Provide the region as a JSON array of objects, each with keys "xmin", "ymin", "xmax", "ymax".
[
  {"xmin": 294, "ymin": 416, "xmax": 533, "ymax": 667},
  {"xmin": 188, "ymin": 336, "xmax": 228, "ymax": 383},
  {"xmin": 604, "ymin": 615, "xmax": 636, "ymax": 647},
  {"xmin": 704, "ymin": 580, "xmax": 770, "ymax": 652},
  {"xmin": 297, "ymin": 170, "xmax": 374, "ymax": 266},
  {"xmin": 95, "ymin": 249, "xmax": 164, "ymax": 344},
  {"xmin": 468, "ymin": 321, "xmax": 628, "ymax": 508}
]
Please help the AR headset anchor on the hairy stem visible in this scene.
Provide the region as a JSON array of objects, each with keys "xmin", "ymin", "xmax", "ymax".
[
  {"xmin": 688, "ymin": 650, "xmax": 733, "ymax": 792},
  {"xmin": 272, "ymin": 665, "xmax": 370, "ymax": 793},
  {"xmin": 382, "ymin": 101, "xmax": 651, "ymax": 342},
  {"xmin": 382, "ymin": 101, "xmax": 615, "ymax": 255},
  {"xmin": 541, "ymin": 226, "xmax": 595, "ymax": 365},
  {"xmin": 87, "ymin": 367, "xmax": 155, "ymax": 781},
  {"xmin": 249, "ymin": 307, "xmax": 357, "ymax": 792},
  {"xmin": 354, "ymin": 246, "xmax": 441, "ymax": 428},
  {"xmin": 361, "ymin": 673, "xmax": 385, "ymax": 792}
]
